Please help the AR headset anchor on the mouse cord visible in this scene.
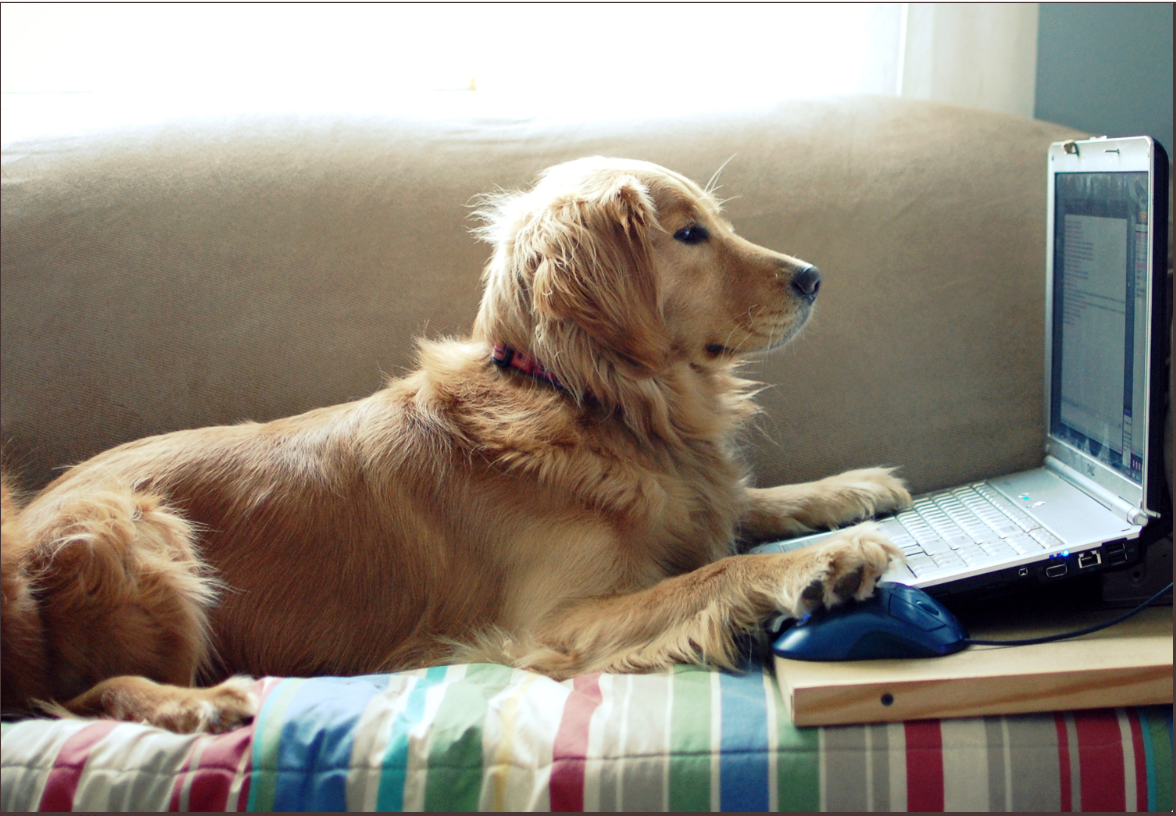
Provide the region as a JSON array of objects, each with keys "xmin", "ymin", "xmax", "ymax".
[{"xmin": 964, "ymin": 582, "xmax": 1173, "ymax": 648}]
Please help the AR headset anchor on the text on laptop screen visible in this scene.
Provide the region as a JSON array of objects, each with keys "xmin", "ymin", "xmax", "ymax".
[{"xmin": 1050, "ymin": 171, "xmax": 1150, "ymax": 484}]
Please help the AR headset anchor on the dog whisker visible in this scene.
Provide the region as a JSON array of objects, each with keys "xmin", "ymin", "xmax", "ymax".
[{"xmin": 704, "ymin": 155, "xmax": 737, "ymax": 199}]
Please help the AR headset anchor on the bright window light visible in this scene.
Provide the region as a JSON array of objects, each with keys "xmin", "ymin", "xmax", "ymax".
[{"xmin": 2, "ymin": 3, "xmax": 903, "ymax": 109}]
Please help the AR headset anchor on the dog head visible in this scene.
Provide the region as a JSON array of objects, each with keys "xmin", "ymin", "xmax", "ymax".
[{"xmin": 473, "ymin": 157, "xmax": 819, "ymax": 392}]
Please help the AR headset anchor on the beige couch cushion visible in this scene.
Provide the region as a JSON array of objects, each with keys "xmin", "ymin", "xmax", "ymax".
[{"xmin": 1, "ymin": 95, "xmax": 1082, "ymax": 493}]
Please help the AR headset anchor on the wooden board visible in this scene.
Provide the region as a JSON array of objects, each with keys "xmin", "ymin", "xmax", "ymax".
[{"xmin": 774, "ymin": 605, "xmax": 1173, "ymax": 727}]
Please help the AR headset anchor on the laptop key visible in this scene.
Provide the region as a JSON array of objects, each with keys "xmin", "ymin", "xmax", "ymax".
[
  {"xmin": 1029, "ymin": 528, "xmax": 1063, "ymax": 547},
  {"xmin": 905, "ymin": 555, "xmax": 939, "ymax": 575},
  {"xmin": 919, "ymin": 537, "xmax": 953, "ymax": 555},
  {"xmin": 1003, "ymin": 533, "xmax": 1037, "ymax": 554},
  {"xmin": 959, "ymin": 550, "xmax": 1006, "ymax": 567},
  {"xmin": 943, "ymin": 534, "xmax": 974, "ymax": 550},
  {"xmin": 979, "ymin": 540, "xmax": 1017, "ymax": 558}
]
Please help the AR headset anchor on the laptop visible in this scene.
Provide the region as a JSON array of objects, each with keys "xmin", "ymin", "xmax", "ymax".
[{"xmin": 753, "ymin": 135, "xmax": 1171, "ymax": 599}]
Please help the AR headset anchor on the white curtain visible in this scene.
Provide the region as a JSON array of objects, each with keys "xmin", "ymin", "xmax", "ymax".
[
  {"xmin": 2, "ymin": 4, "xmax": 1039, "ymax": 119},
  {"xmin": 899, "ymin": 3, "xmax": 1039, "ymax": 119}
]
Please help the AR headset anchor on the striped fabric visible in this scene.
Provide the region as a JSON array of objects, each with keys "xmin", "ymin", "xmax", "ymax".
[{"xmin": 1, "ymin": 661, "xmax": 1171, "ymax": 812}]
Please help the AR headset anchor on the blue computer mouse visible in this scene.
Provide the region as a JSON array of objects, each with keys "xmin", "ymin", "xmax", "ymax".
[{"xmin": 772, "ymin": 582, "xmax": 969, "ymax": 661}]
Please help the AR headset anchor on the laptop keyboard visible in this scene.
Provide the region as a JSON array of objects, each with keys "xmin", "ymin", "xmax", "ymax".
[{"xmin": 883, "ymin": 484, "xmax": 1065, "ymax": 578}]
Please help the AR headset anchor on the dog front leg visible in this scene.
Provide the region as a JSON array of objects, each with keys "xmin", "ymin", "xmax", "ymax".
[
  {"xmin": 518, "ymin": 524, "xmax": 900, "ymax": 678},
  {"xmin": 741, "ymin": 467, "xmax": 911, "ymax": 541}
]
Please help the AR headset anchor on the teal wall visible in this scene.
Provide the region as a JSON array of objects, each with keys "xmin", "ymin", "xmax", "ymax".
[{"xmin": 1035, "ymin": 3, "xmax": 1173, "ymax": 158}]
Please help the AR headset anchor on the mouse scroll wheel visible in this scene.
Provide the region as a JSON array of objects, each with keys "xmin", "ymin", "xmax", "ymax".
[
  {"xmin": 914, "ymin": 599, "xmax": 943, "ymax": 617},
  {"xmin": 889, "ymin": 595, "xmax": 947, "ymax": 632}
]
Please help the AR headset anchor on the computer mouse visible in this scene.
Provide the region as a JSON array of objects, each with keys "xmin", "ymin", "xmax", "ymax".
[{"xmin": 772, "ymin": 582, "xmax": 969, "ymax": 661}]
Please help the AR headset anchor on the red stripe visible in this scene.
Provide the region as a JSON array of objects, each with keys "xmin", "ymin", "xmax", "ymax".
[
  {"xmin": 168, "ymin": 677, "xmax": 272, "ymax": 813},
  {"xmin": 235, "ymin": 762, "xmax": 252, "ymax": 812},
  {"xmin": 227, "ymin": 677, "xmax": 286, "ymax": 811},
  {"xmin": 167, "ymin": 739, "xmax": 200, "ymax": 812},
  {"xmin": 1054, "ymin": 713, "xmax": 1073, "ymax": 812},
  {"xmin": 1074, "ymin": 709, "xmax": 1126, "ymax": 812},
  {"xmin": 38, "ymin": 721, "xmax": 120, "ymax": 812},
  {"xmin": 168, "ymin": 677, "xmax": 272, "ymax": 812},
  {"xmin": 903, "ymin": 720, "xmax": 944, "ymax": 812},
  {"xmin": 1126, "ymin": 709, "xmax": 1149, "ymax": 812},
  {"xmin": 550, "ymin": 674, "xmax": 603, "ymax": 812},
  {"xmin": 180, "ymin": 727, "xmax": 255, "ymax": 812}
]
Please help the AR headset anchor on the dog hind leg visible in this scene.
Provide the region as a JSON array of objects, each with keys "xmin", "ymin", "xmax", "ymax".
[
  {"xmin": 1, "ymin": 479, "xmax": 50, "ymax": 713},
  {"xmin": 55, "ymin": 674, "xmax": 258, "ymax": 734},
  {"xmin": 15, "ymin": 486, "xmax": 256, "ymax": 732}
]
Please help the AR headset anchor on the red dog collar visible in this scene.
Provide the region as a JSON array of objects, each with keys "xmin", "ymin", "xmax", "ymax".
[{"xmin": 492, "ymin": 343, "xmax": 566, "ymax": 392}]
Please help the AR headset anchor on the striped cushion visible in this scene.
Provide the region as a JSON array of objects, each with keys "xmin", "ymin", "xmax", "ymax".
[{"xmin": 1, "ymin": 661, "xmax": 1171, "ymax": 811}]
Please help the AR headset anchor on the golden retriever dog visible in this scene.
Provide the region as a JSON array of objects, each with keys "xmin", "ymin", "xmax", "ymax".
[{"xmin": 1, "ymin": 157, "xmax": 909, "ymax": 733}]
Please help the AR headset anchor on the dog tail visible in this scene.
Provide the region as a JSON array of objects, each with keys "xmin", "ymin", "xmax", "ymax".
[{"xmin": 0, "ymin": 475, "xmax": 50, "ymax": 714}]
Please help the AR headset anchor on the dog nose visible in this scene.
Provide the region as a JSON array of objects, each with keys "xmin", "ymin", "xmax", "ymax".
[{"xmin": 790, "ymin": 264, "xmax": 821, "ymax": 302}]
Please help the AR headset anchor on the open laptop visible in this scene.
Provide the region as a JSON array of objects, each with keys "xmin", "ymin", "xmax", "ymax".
[{"xmin": 754, "ymin": 135, "xmax": 1170, "ymax": 599}]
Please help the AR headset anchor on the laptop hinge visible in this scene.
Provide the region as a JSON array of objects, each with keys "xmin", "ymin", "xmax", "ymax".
[{"xmin": 1045, "ymin": 456, "xmax": 1148, "ymax": 525}]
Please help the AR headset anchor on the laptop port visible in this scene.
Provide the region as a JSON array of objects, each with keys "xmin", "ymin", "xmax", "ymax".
[
  {"xmin": 1105, "ymin": 541, "xmax": 1128, "ymax": 565},
  {"xmin": 1045, "ymin": 563, "xmax": 1068, "ymax": 578},
  {"xmin": 1077, "ymin": 550, "xmax": 1102, "ymax": 570}
]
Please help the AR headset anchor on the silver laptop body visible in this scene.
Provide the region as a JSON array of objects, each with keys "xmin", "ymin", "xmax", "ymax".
[{"xmin": 754, "ymin": 136, "xmax": 1170, "ymax": 598}]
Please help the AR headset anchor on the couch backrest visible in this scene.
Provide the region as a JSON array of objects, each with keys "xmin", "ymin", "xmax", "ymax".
[{"xmin": 2, "ymin": 95, "xmax": 1085, "ymax": 493}]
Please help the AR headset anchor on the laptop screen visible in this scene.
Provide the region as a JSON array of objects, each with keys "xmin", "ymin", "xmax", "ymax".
[{"xmin": 1049, "ymin": 170, "xmax": 1151, "ymax": 485}]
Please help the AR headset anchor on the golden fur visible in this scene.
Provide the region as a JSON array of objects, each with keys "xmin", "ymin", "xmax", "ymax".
[{"xmin": 1, "ymin": 157, "xmax": 909, "ymax": 732}]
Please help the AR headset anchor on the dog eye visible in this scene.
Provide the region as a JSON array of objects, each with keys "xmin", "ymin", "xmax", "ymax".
[{"xmin": 673, "ymin": 225, "xmax": 709, "ymax": 245}]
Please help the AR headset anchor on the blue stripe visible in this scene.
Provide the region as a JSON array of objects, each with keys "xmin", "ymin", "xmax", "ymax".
[
  {"xmin": 375, "ymin": 665, "xmax": 449, "ymax": 811},
  {"xmin": 717, "ymin": 655, "xmax": 770, "ymax": 812},
  {"xmin": 268, "ymin": 675, "xmax": 388, "ymax": 812},
  {"xmin": 247, "ymin": 677, "xmax": 305, "ymax": 812}
]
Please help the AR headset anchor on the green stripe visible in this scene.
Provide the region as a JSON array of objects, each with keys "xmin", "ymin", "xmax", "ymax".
[
  {"xmin": 770, "ymin": 678, "xmax": 820, "ymax": 813},
  {"xmin": 667, "ymin": 665, "xmax": 713, "ymax": 812},
  {"xmin": 376, "ymin": 666, "xmax": 449, "ymax": 812},
  {"xmin": 420, "ymin": 663, "xmax": 515, "ymax": 812},
  {"xmin": 247, "ymin": 678, "xmax": 307, "ymax": 813},
  {"xmin": 1141, "ymin": 708, "xmax": 1172, "ymax": 812}
]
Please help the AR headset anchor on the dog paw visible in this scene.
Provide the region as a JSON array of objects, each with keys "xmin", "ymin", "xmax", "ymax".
[
  {"xmin": 810, "ymin": 466, "xmax": 912, "ymax": 528},
  {"xmin": 776, "ymin": 522, "xmax": 902, "ymax": 618},
  {"xmin": 188, "ymin": 676, "xmax": 259, "ymax": 734},
  {"xmin": 60, "ymin": 674, "xmax": 259, "ymax": 734},
  {"xmin": 132, "ymin": 675, "xmax": 259, "ymax": 734}
]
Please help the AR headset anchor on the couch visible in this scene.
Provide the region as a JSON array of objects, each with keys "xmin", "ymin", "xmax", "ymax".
[{"xmin": 1, "ymin": 93, "xmax": 1171, "ymax": 812}]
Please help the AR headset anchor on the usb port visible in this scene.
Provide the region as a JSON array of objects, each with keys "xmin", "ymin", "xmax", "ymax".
[
  {"xmin": 1105, "ymin": 541, "xmax": 1128, "ymax": 565},
  {"xmin": 1077, "ymin": 550, "xmax": 1102, "ymax": 570},
  {"xmin": 1045, "ymin": 563, "xmax": 1068, "ymax": 578}
]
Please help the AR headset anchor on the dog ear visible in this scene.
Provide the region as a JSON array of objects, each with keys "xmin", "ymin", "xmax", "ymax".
[{"xmin": 529, "ymin": 177, "xmax": 671, "ymax": 377}]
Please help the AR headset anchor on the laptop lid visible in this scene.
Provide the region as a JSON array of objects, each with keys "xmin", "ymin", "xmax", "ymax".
[{"xmin": 1044, "ymin": 136, "xmax": 1170, "ymax": 524}]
